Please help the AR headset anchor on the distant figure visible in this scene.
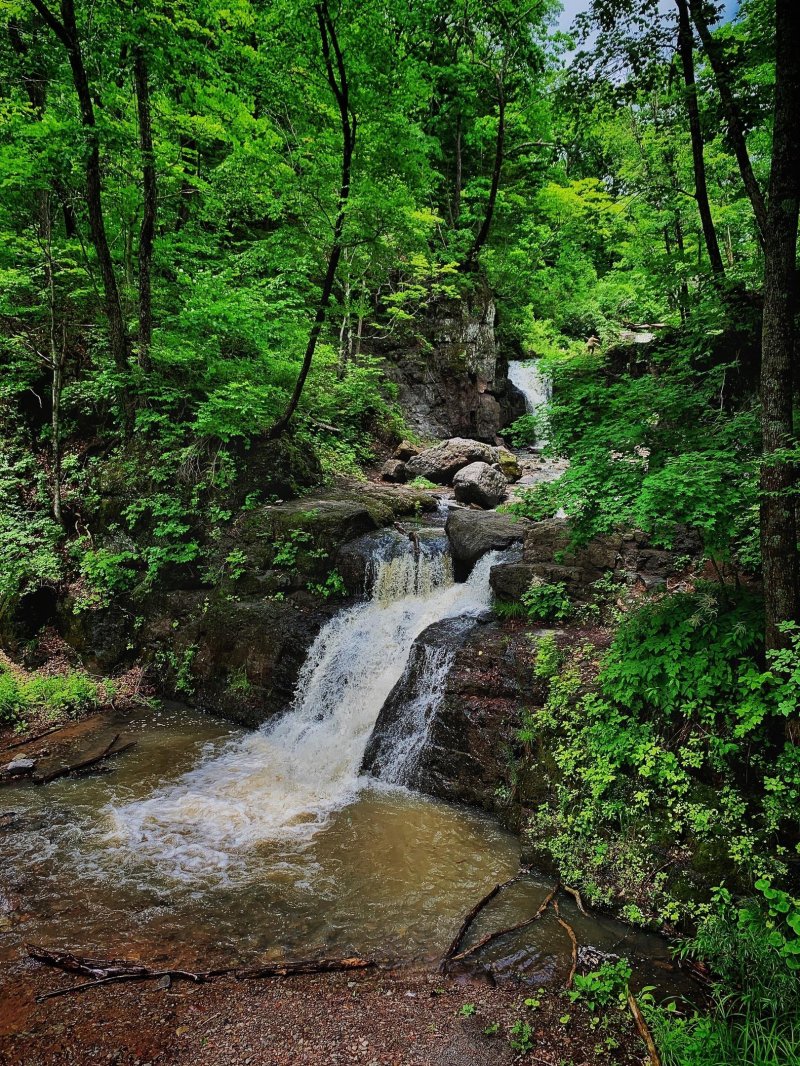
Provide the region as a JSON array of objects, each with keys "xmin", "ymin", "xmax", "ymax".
[{"xmin": 586, "ymin": 334, "xmax": 600, "ymax": 353}]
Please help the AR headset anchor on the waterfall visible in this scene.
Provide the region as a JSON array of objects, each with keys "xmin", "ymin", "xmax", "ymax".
[
  {"xmin": 508, "ymin": 358, "xmax": 551, "ymax": 444},
  {"xmin": 110, "ymin": 543, "xmax": 501, "ymax": 881}
]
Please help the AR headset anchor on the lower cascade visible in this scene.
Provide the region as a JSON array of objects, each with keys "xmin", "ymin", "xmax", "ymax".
[{"xmin": 111, "ymin": 542, "xmax": 501, "ymax": 880}]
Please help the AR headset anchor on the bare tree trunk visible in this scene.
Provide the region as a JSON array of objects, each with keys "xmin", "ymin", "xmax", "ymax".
[
  {"xmin": 29, "ymin": 0, "xmax": 130, "ymax": 376},
  {"xmin": 463, "ymin": 72, "xmax": 505, "ymax": 270},
  {"xmin": 267, "ymin": 0, "xmax": 355, "ymax": 439},
  {"xmin": 760, "ymin": 0, "xmax": 800, "ymax": 658},
  {"xmin": 134, "ymin": 42, "xmax": 156, "ymax": 372},
  {"xmin": 453, "ymin": 114, "xmax": 462, "ymax": 223},
  {"xmin": 688, "ymin": 0, "xmax": 768, "ymax": 247},
  {"xmin": 675, "ymin": 0, "xmax": 725, "ymax": 276}
]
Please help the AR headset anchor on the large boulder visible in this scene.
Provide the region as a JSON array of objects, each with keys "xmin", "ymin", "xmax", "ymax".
[
  {"xmin": 445, "ymin": 508, "xmax": 531, "ymax": 570},
  {"xmin": 453, "ymin": 462, "xmax": 508, "ymax": 508},
  {"xmin": 405, "ymin": 437, "xmax": 498, "ymax": 484}
]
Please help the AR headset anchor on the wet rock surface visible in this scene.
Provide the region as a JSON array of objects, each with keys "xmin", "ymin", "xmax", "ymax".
[
  {"xmin": 373, "ymin": 619, "xmax": 543, "ymax": 812},
  {"xmin": 445, "ymin": 509, "xmax": 531, "ymax": 570}
]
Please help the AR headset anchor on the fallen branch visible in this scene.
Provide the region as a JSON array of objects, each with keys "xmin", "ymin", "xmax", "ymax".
[
  {"xmin": 451, "ymin": 882, "xmax": 559, "ymax": 963},
  {"xmin": 28, "ymin": 945, "xmax": 211, "ymax": 1001},
  {"xmin": 562, "ymin": 884, "xmax": 588, "ymax": 916},
  {"xmin": 553, "ymin": 899, "xmax": 578, "ymax": 989},
  {"xmin": 28, "ymin": 945, "xmax": 375, "ymax": 1000},
  {"xmin": 440, "ymin": 871, "xmax": 528, "ymax": 970},
  {"xmin": 1, "ymin": 724, "xmax": 64, "ymax": 754},
  {"xmin": 234, "ymin": 956, "xmax": 373, "ymax": 980},
  {"xmin": 627, "ymin": 988, "xmax": 662, "ymax": 1066},
  {"xmin": 32, "ymin": 735, "xmax": 135, "ymax": 785}
]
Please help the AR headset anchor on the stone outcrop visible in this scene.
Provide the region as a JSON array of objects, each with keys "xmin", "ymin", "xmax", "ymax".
[
  {"xmin": 453, "ymin": 462, "xmax": 508, "ymax": 508},
  {"xmin": 140, "ymin": 591, "xmax": 333, "ymax": 729},
  {"xmin": 364, "ymin": 618, "xmax": 548, "ymax": 812},
  {"xmin": 367, "ymin": 287, "xmax": 525, "ymax": 441},
  {"xmin": 445, "ymin": 509, "xmax": 531, "ymax": 570},
  {"xmin": 489, "ymin": 517, "xmax": 702, "ymax": 602}
]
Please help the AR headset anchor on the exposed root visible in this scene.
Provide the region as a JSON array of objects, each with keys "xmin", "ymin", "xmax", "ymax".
[
  {"xmin": 553, "ymin": 899, "xmax": 578, "ymax": 989},
  {"xmin": 562, "ymin": 884, "xmax": 588, "ymax": 916}
]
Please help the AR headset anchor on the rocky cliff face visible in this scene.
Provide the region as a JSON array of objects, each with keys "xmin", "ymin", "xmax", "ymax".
[{"xmin": 369, "ymin": 287, "xmax": 525, "ymax": 442}]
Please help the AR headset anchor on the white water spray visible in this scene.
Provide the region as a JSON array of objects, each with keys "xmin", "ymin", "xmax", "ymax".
[
  {"xmin": 111, "ymin": 546, "xmax": 501, "ymax": 880},
  {"xmin": 508, "ymin": 358, "xmax": 551, "ymax": 443}
]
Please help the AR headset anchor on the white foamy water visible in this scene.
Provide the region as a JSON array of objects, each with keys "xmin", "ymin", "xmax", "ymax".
[
  {"xmin": 508, "ymin": 358, "xmax": 551, "ymax": 444},
  {"xmin": 110, "ymin": 547, "xmax": 500, "ymax": 880}
]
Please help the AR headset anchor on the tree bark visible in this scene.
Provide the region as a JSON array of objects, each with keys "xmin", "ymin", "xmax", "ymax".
[
  {"xmin": 463, "ymin": 71, "xmax": 505, "ymax": 270},
  {"xmin": 760, "ymin": 0, "xmax": 800, "ymax": 656},
  {"xmin": 688, "ymin": 0, "xmax": 768, "ymax": 247},
  {"xmin": 29, "ymin": 0, "xmax": 130, "ymax": 375},
  {"xmin": 134, "ymin": 41, "xmax": 156, "ymax": 372},
  {"xmin": 267, "ymin": 0, "xmax": 355, "ymax": 439},
  {"xmin": 675, "ymin": 0, "xmax": 725, "ymax": 276}
]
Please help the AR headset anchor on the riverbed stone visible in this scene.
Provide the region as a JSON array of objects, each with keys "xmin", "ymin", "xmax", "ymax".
[
  {"xmin": 452, "ymin": 462, "xmax": 508, "ymax": 508},
  {"xmin": 405, "ymin": 438, "xmax": 499, "ymax": 484}
]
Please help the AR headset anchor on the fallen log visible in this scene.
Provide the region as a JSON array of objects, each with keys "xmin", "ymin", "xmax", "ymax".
[
  {"xmin": 627, "ymin": 988, "xmax": 662, "ymax": 1066},
  {"xmin": 451, "ymin": 882, "xmax": 559, "ymax": 963},
  {"xmin": 440, "ymin": 870, "xmax": 529, "ymax": 970},
  {"xmin": 28, "ymin": 945, "xmax": 375, "ymax": 1000},
  {"xmin": 32, "ymin": 735, "xmax": 135, "ymax": 785}
]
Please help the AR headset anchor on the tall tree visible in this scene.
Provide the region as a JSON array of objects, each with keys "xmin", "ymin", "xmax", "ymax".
[
  {"xmin": 267, "ymin": 0, "xmax": 356, "ymax": 439},
  {"xmin": 759, "ymin": 0, "xmax": 800, "ymax": 654},
  {"xmin": 675, "ymin": 0, "xmax": 725, "ymax": 275},
  {"xmin": 687, "ymin": 0, "xmax": 768, "ymax": 246},
  {"xmin": 28, "ymin": 0, "xmax": 131, "ymax": 377}
]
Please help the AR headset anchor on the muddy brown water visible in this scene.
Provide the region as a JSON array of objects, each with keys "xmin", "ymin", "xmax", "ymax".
[{"xmin": 1, "ymin": 704, "xmax": 693, "ymax": 1002}]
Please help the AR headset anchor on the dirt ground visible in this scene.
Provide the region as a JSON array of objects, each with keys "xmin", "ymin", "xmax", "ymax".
[{"xmin": 0, "ymin": 956, "xmax": 648, "ymax": 1066}]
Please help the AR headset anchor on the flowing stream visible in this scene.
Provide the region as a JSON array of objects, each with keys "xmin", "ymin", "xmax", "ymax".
[{"xmin": 0, "ymin": 536, "xmax": 687, "ymax": 989}]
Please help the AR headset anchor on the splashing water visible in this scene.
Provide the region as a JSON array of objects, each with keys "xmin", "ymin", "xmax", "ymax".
[
  {"xmin": 110, "ymin": 546, "xmax": 501, "ymax": 881},
  {"xmin": 508, "ymin": 358, "xmax": 551, "ymax": 444}
]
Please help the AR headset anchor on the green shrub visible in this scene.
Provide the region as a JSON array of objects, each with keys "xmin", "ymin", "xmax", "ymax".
[{"xmin": 521, "ymin": 578, "xmax": 572, "ymax": 622}]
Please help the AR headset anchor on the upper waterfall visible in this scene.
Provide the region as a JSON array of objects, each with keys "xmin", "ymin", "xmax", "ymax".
[
  {"xmin": 110, "ymin": 540, "xmax": 500, "ymax": 881},
  {"xmin": 508, "ymin": 358, "xmax": 551, "ymax": 444}
]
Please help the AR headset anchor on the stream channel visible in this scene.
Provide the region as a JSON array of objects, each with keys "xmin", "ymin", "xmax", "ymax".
[{"xmin": 2, "ymin": 527, "xmax": 691, "ymax": 999}]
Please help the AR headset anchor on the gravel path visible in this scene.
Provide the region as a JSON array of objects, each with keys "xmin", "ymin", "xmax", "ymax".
[{"xmin": 1, "ymin": 958, "xmax": 646, "ymax": 1066}]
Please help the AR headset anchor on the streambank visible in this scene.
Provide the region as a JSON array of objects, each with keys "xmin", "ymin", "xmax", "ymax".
[{"xmin": 0, "ymin": 957, "xmax": 650, "ymax": 1066}]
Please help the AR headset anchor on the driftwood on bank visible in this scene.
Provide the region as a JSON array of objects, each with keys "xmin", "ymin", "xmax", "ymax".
[
  {"xmin": 627, "ymin": 988, "xmax": 662, "ymax": 1066},
  {"xmin": 27, "ymin": 945, "xmax": 374, "ymax": 1001}
]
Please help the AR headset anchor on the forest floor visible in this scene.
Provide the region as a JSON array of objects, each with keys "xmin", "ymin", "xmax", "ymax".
[{"xmin": 0, "ymin": 956, "xmax": 648, "ymax": 1066}]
